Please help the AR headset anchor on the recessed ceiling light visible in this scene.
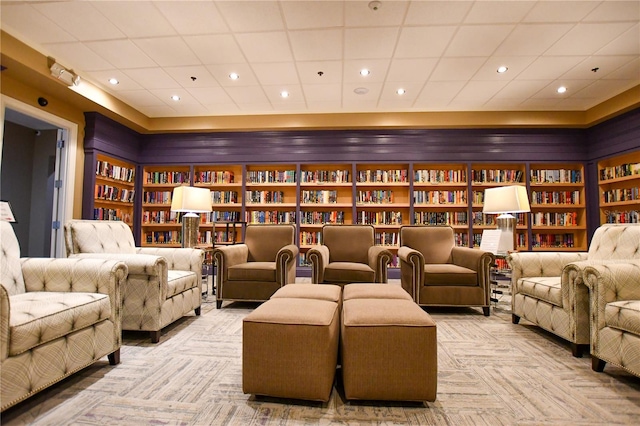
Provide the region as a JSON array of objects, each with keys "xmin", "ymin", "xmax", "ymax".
[
  {"xmin": 360, "ymin": 69, "xmax": 370, "ymax": 76},
  {"xmin": 229, "ymin": 72, "xmax": 239, "ymax": 80},
  {"xmin": 171, "ymin": 95, "xmax": 180, "ymax": 101},
  {"xmin": 280, "ymin": 91, "xmax": 289, "ymax": 98},
  {"xmin": 396, "ymin": 88, "xmax": 406, "ymax": 95},
  {"xmin": 557, "ymin": 86, "xmax": 567, "ymax": 94},
  {"xmin": 108, "ymin": 78, "xmax": 119, "ymax": 85},
  {"xmin": 497, "ymin": 66, "xmax": 508, "ymax": 73},
  {"xmin": 354, "ymin": 87, "xmax": 369, "ymax": 95}
]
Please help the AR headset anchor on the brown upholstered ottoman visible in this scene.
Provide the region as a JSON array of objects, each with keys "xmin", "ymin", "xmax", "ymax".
[
  {"xmin": 341, "ymin": 297, "xmax": 437, "ymax": 402},
  {"xmin": 243, "ymin": 297, "xmax": 340, "ymax": 402},
  {"xmin": 271, "ymin": 283, "xmax": 341, "ymax": 303},
  {"xmin": 343, "ymin": 283, "xmax": 412, "ymax": 301}
]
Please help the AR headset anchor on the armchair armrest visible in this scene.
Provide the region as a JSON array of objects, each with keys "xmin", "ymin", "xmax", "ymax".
[
  {"xmin": 212, "ymin": 244, "xmax": 249, "ymax": 283},
  {"xmin": 398, "ymin": 246, "xmax": 424, "ymax": 298},
  {"xmin": 308, "ymin": 245, "xmax": 330, "ymax": 284},
  {"xmin": 508, "ymin": 252, "xmax": 588, "ymax": 290},
  {"xmin": 276, "ymin": 244, "xmax": 299, "ymax": 285},
  {"xmin": 137, "ymin": 247, "xmax": 204, "ymax": 274},
  {"xmin": 67, "ymin": 253, "xmax": 166, "ymax": 277},
  {"xmin": 1, "ymin": 284, "xmax": 10, "ymax": 361},
  {"xmin": 451, "ymin": 247, "xmax": 494, "ymax": 289},
  {"xmin": 367, "ymin": 246, "xmax": 393, "ymax": 283}
]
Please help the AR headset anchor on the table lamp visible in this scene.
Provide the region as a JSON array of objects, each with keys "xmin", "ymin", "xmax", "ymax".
[
  {"xmin": 170, "ymin": 186, "xmax": 212, "ymax": 248},
  {"xmin": 482, "ymin": 185, "xmax": 530, "ymax": 253}
]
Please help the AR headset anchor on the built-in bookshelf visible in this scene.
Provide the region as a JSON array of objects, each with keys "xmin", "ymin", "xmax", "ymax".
[
  {"xmin": 141, "ymin": 165, "xmax": 191, "ymax": 247},
  {"xmin": 529, "ymin": 163, "xmax": 586, "ymax": 251},
  {"xmin": 244, "ymin": 165, "xmax": 297, "ymax": 226},
  {"xmin": 93, "ymin": 154, "xmax": 136, "ymax": 225},
  {"xmin": 598, "ymin": 151, "xmax": 640, "ymax": 225}
]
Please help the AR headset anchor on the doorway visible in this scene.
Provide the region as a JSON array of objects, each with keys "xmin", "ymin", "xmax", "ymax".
[{"xmin": 0, "ymin": 96, "xmax": 78, "ymax": 257}]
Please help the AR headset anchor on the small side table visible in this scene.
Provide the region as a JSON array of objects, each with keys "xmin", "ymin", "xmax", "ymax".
[
  {"xmin": 195, "ymin": 245, "xmax": 214, "ymax": 298},
  {"xmin": 491, "ymin": 254, "xmax": 512, "ymax": 311}
]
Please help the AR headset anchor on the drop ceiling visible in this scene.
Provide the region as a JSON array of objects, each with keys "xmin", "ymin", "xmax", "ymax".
[{"xmin": 1, "ymin": 0, "xmax": 639, "ymax": 119}]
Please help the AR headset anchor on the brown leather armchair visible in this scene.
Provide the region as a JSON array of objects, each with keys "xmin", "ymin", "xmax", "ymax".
[
  {"xmin": 398, "ymin": 225, "xmax": 494, "ymax": 316},
  {"xmin": 213, "ymin": 224, "xmax": 298, "ymax": 308},
  {"xmin": 307, "ymin": 224, "xmax": 393, "ymax": 285}
]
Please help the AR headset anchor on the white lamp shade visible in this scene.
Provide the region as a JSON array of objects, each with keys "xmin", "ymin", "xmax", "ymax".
[
  {"xmin": 482, "ymin": 185, "xmax": 531, "ymax": 214},
  {"xmin": 170, "ymin": 186, "xmax": 212, "ymax": 213}
]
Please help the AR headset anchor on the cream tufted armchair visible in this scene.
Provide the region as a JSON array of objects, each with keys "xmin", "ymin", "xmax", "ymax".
[
  {"xmin": 583, "ymin": 261, "xmax": 640, "ymax": 377},
  {"xmin": 1, "ymin": 221, "xmax": 126, "ymax": 411},
  {"xmin": 64, "ymin": 220, "xmax": 203, "ymax": 343},
  {"xmin": 508, "ymin": 224, "xmax": 640, "ymax": 357}
]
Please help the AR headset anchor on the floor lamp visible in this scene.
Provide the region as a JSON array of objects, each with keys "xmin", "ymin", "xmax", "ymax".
[
  {"xmin": 170, "ymin": 186, "xmax": 212, "ymax": 248},
  {"xmin": 482, "ymin": 185, "xmax": 531, "ymax": 254}
]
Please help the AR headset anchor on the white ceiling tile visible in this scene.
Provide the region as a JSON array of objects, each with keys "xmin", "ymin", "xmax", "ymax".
[
  {"xmin": 205, "ymin": 103, "xmax": 241, "ymax": 115},
  {"xmin": 1, "ymin": 3, "xmax": 75, "ymax": 44},
  {"xmin": 603, "ymin": 57, "xmax": 640, "ymax": 80},
  {"xmin": 139, "ymin": 105, "xmax": 178, "ymax": 118},
  {"xmin": 464, "ymin": 1, "xmax": 535, "ymax": 24},
  {"xmin": 343, "ymin": 59, "xmax": 390, "ymax": 83},
  {"xmin": 342, "ymin": 99, "xmax": 378, "ymax": 112},
  {"xmin": 380, "ymin": 82, "xmax": 421, "ymax": 101},
  {"xmin": 32, "ymin": 2, "xmax": 124, "ymax": 41},
  {"xmin": 472, "ymin": 56, "xmax": 537, "ymax": 81},
  {"xmin": 532, "ymin": 79, "xmax": 594, "ymax": 99},
  {"xmin": 133, "ymin": 37, "xmax": 200, "ymax": 67},
  {"xmin": 516, "ymin": 56, "xmax": 586, "ymax": 80},
  {"xmin": 206, "ymin": 64, "xmax": 259, "ymax": 87},
  {"xmin": 282, "ymin": 1, "xmax": 343, "ymax": 30},
  {"xmin": 493, "ymin": 80, "xmax": 551, "ymax": 100},
  {"xmin": 596, "ymin": 23, "xmax": 640, "ymax": 56},
  {"xmin": 394, "ymin": 26, "xmax": 458, "ymax": 58},
  {"xmin": 562, "ymin": 56, "xmax": 638, "ymax": 80},
  {"xmin": 571, "ymin": 79, "xmax": 639, "ymax": 100},
  {"xmin": 289, "ymin": 29, "xmax": 343, "ymax": 61},
  {"xmin": 523, "ymin": 1, "xmax": 599, "ymax": 23},
  {"xmin": 297, "ymin": 61, "xmax": 343, "ymax": 84},
  {"xmin": 546, "ymin": 22, "xmax": 637, "ymax": 56},
  {"xmin": 225, "ymin": 86, "xmax": 270, "ymax": 104},
  {"xmin": 216, "ymin": 1, "xmax": 284, "ymax": 32},
  {"xmin": 155, "ymin": 2, "xmax": 229, "ymax": 35},
  {"xmin": 555, "ymin": 97, "xmax": 598, "ymax": 110},
  {"xmin": 303, "ymin": 84, "xmax": 343, "ymax": 102},
  {"xmin": 584, "ymin": 1, "xmax": 640, "ymax": 22},
  {"xmin": 416, "ymin": 81, "xmax": 467, "ymax": 103},
  {"xmin": 169, "ymin": 104, "xmax": 211, "ymax": 117},
  {"xmin": 85, "ymin": 40, "xmax": 157, "ymax": 69},
  {"xmin": 344, "ymin": 1, "xmax": 409, "ymax": 27},
  {"xmin": 85, "ymin": 70, "xmax": 143, "ymax": 92},
  {"xmin": 184, "ymin": 35, "xmax": 246, "ymax": 65},
  {"xmin": 42, "ymin": 42, "xmax": 114, "ymax": 72},
  {"xmin": 164, "ymin": 66, "xmax": 220, "ymax": 89},
  {"xmin": 187, "ymin": 87, "xmax": 234, "ymax": 105},
  {"xmin": 123, "ymin": 68, "xmax": 180, "ymax": 90},
  {"xmin": 252, "ymin": 63, "xmax": 301, "ymax": 86},
  {"xmin": 454, "ymin": 80, "xmax": 510, "ymax": 101},
  {"xmin": 150, "ymin": 89, "xmax": 201, "ymax": 107},
  {"xmin": 430, "ymin": 58, "xmax": 487, "ymax": 81},
  {"xmin": 404, "ymin": 1, "xmax": 473, "ymax": 25},
  {"xmin": 386, "ymin": 58, "xmax": 438, "ymax": 82},
  {"xmin": 445, "ymin": 25, "xmax": 514, "ymax": 57},
  {"xmin": 306, "ymin": 100, "xmax": 342, "ymax": 112},
  {"xmin": 264, "ymin": 85, "xmax": 304, "ymax": 104},
  {"xmin": 237, "ymin": 103, "xmax": 274, "ymax": 113},
  {"xmin": 236, "ymin": 32, "xmax": 293, "ymax": 63},
  {"xmin": 114, "ymin": 90, "xmax": 165, "ymax": 107},
  {"xmin": 519, "ymin": 97, "xmax": 563, "ymax": 109},
  {"xmin": 483, "ymin": 98, "xmax": 526, "ymax": 110},
  {"xmin": 344, "ymin": 28, "xmax": 399, "ymax": 59},
  {"xmin": 343, "ymin": 83, "xmax": 383, "ymax": 102},
  {"xmin": 493, "ymin": 24, "xmax": 573, "ymax": 56},
  {"xmin": 92, "ymin": 1, "xmax": 177, "ymax": 38}
]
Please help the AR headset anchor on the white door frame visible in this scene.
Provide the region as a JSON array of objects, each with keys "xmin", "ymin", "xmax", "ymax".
[{"xmin": 0, "ymin": 95, "xmax": 78, "ymax": 257}]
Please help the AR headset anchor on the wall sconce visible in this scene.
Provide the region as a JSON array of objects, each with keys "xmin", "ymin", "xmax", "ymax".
[{"xmin": 49, "ymin": 61, "xmax": 80, "ymax": 87}]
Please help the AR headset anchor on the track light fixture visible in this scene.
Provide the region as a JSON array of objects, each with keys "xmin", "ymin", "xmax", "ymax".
[{"xmin": 49, "ymin": 61, "xmax": 80, "ymax": 87}]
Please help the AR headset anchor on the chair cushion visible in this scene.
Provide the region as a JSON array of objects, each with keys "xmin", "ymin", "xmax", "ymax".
[
  {"xmin": 323, "ymin": 225, "xmax": 374, "ymax": 264},
  {"xmin": 166, "ymin": 270, "xmax": 198, "ymax": 298},
  {"xmin": 323, "ymin": 262, "xmax": 375, "ymax": 283},
  {"xmin": 0, "ymin": 222, "xmax": 25, "ymax": 296},
  {"xmin": 228, "ymin": 262, "xmax": 277, "ymax": 282},
  {"xmin": 65, "ymin": 220, "xmax": 137, "ymax": 254},
  {"xmin": 423, "ymin": 264, "xmax": 477, "ymax": 286},
  {"xmin": 245, "ymin": 225, "xmax": 295, "ymax": 262},
  {"xmin": 605, "ymin": 300, "xmax": 640, "ymax": 335},
  {"xmin": 8, "ymin": 291, "xmax": 111, "ymax": 356},
  {"xmin": 517, "ymin": 276, "xmax": 563, "ymax": 307}
]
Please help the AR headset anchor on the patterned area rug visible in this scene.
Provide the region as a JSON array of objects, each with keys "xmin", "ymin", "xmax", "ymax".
[{"xmin": 3, "ymin": 281, "xmax": 640, "ymax": 425}]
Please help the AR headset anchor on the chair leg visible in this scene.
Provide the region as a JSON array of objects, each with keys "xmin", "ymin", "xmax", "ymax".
[
  {"xmin": 592, "ymin": 356, "xmax": 606, "ymax": 372},
  {"xmin": 108, "ymin": 349, "xmax": 120, "ymax": 365},
  {"xmin": 195, "ymin": 306, "xmax": 201, "ymax": 316},
  {"xmin": 150, "ymin": 330, "xmax": 161, "ymax": 343},
  {"xmin": 512, "ymin": 314, "xmax": 520, "ymax": 324},
  {"xmin": 482, "ymin": 306, "xmax": 490, "ymax": 316},
  {"xmin": 571, "ymin": 343, "xmax": 584, "ymax": 358},
  {"xmin": 216, "ymin": 300, "xmax": 222, "ymax": 309}
]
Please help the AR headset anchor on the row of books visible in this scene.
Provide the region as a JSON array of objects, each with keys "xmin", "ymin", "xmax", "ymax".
[
  {"xmin": 471, "ymin": 212, "xmax": 527, "ymax": 226},
  {"xmin": 356, "ymin": 169, "xmax": 408, "ymax": 183},
  {"xmin": 96, "ymin": 161, "xmax": 135, "ymax": 182},
  {"xmin": 142, "ymin": 210, "xmax": 179, "ymax": 224},
  {"xmin": 604, "ymin": 210, "xmax": 639, "ymax": 223},
  {"xmin": 143, "ymin": 191, "xmax": 171, "ymax": 204},
  {"xmin": 300, "ymin": 231, "xmax": 321, "ymax": 245},
  {"xmin": 356, "ymin": 190, "xmax": 395, "ymax": 204},
  {"xmin": 144, "ymin": 231, "xmax": 181, "ymax": 245},
  {"xmin": 194, "ymin": 170, "xmax": 235, "ymax": 184},
  {"xmin": 92, "ymin": 208, "xmax": 131, "ymax": 223},
  {"xmin": 194, "ymin": 230, "xmax": 240, "ymax": 245},
  {"xmin": 95, "ymin": 185, "xmax": 135, "ymax": 203},
  {"xmin": 414, "ymin": 169, "xmax": 466, "ymax": 183},
  {"xmin": 211, "ymin": 191, "xmax": 239, "ymax": 204},
  {"xmin": 600, "ymin": 162, "xmax": 640, "ymax": 181},
  {"xmin": 299, "ymin": 211, "xmax": 345, "ymax": 225},
  {"xmin": 301, "ymin": 190, "xmax": 338, "ymax": 204},
  {"xmin": 531, "ymin": 233, "xmax": 575, "ymax": 248},
  {"xmin": 530, "ymin": 190, "xmax": 581, "ymax": 205},
  {"xmin": 471, "ymin": 190, "xmax": 485, "ymax": 204},
  {"xmin": 300, "ymin": 170, "xmax": 350, "ymax": 183},
  {"xmin": 246, "ymin": 191, "xmax": 286, "ymax": 204},
  {"xmin": 602, "ymin": 187, "xmax": 639, "ymax": 203},
  {"xmin": 413, "ymin": 190, "xmax": 466, "ymax": 205},
  {"xmin": 471, "ymin": 169, "xmax": 524, "ymax": 183},
  {"xmin": 474, "ymin": 233, "xmax": 527, "ymax": 248},
  {"xmin": 208, "ymin": 210, "xmax": 242, "ymax": 222},
  {"xmin": 530, "ymin": 169, "xmax": 582, "ymax": 184},
  {"xmin": 245, "ymin": 211, "xmax": 296, "ymax": 224},
  {"xmin": 145, "ymin": 171, "xmax": 190, "ymax": 185},
  {"xmin": 375, "ymin": 231, "xmax": 399, "ymax": 246},
  {"xmin": 531, "ymin": 212, "xmax": 580, "ymax": 226},
  {"xmin": 355, "ymin": 211, "xmax": 403, "ymax": 225},
  {"xmin": 414, "ymin": 211, "xmax": 468, "ymax": 225},
  {"xmin": 246, "ymin": 170, "xmax": 296, "ymax": 183}
]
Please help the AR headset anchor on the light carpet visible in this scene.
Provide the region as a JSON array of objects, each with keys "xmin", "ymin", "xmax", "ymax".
[{"xmin": 2, "ymin": 280, "xmax": 640, "ymax": 425}]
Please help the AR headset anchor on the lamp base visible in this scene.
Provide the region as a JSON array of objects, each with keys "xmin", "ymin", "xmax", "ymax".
[
  {"xmin": 496, "ymin": 213, "xmax": 516, "ymax": 253},
  {"xmin": 181, "ymin": 213, "xmax": 200, "ymax": 248}
]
